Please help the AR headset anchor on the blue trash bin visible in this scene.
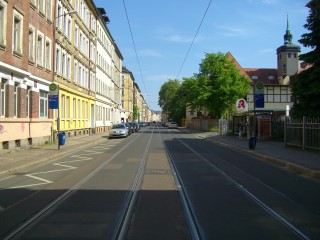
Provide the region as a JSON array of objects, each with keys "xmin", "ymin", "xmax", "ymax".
[
  {"xmin": 58, "ymin": 132, "xmax": 66, "ymax": 145},
  {"xmin": 248, "ymin": 136, "xmax": 256, "ymax": 149}
]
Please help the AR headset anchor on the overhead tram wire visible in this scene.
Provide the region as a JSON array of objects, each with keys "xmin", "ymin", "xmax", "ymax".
[
  {"xmin": 175, "ymin": 0, "xmax": 213, "ymax": 80},
  {"xmin": 122, "ymin": 0, "xmax": 151, "ymax": 108}
]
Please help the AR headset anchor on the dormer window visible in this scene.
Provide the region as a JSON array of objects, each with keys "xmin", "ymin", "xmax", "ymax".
[
  {"xmin": 251, "ymin": 76, "xmax": 258, "ymax": 80},
  {"xmin": 268, "ymin": 76, "xmax": 275, "ymax": 80}
]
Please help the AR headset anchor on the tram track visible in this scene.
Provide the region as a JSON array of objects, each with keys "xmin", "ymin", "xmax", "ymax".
[
  {"xmin": 161, "ymin": 129, "xmax": 318, "ymax": 239},
  {"xmin": 2, "ymin": 128, "xmax": 152, "ymax": 240}
]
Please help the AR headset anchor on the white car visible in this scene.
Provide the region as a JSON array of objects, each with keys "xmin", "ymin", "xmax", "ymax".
[
  {"xmin": 168, "ymin": 122, "xmax": 178, "ymax": 129},
  {"xmin": 109, "ymin": 124, "xmax": 129, "ymax": 138}
]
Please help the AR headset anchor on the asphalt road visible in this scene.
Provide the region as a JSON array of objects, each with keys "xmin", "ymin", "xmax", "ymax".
[{"xmin": 0, "ymin": 124, "xmax": 319, "ymax": 240}]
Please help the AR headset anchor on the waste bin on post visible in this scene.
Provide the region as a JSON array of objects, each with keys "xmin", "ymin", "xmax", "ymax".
[
  {"xmin": 58, "ymin": 132, "xmax": 66, "ymax": 146},
  {"xmin": 248, "ymin": 136, "xmax": 256, "ymax": 149}
]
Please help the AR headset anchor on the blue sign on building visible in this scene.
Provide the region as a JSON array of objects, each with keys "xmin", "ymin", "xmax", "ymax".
[
  {"xmin": 49, "ymin": 95, "xmax": 59, "ymax": 109},
  {"xmin": 255, "ymin": 94, "xmax": 264, "ymax": 108}
]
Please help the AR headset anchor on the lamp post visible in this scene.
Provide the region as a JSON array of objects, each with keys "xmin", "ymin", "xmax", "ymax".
[{"xmin": 52, "ymin": 9, "xmax": 77, "ymax": 149}]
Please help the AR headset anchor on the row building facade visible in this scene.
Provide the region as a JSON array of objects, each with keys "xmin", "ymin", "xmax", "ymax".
[{"xmin": 0, "ymin": 0, "xmax": 151, "ymax": 151}]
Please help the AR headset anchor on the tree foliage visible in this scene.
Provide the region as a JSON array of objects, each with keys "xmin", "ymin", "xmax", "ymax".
[
  {"xmin": 158, "ymin": 52, "xmax": 250, "ymax": 122},
  {"xmin": 133, "ymin": 104, "xmax": 139, "ymax": 121},
  {"xmin": 158, "ymin": 79, "xmax": 186, "ymax": 123},
  {"xmin": 194, "ymin": 52, "xmax": 250, "ymax": 118},
  {"xmin": 291, "ymin": 0, "xmax": 320, "ymax": 117}
]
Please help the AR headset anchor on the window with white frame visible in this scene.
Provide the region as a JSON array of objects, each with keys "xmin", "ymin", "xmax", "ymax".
[
  {"xmin": 39, "ymin": 90, "xmax": 48, "ymax": 117},
  {"xmin": 62, "ymin": 50, "xmax": 66, "ymax": 76},
  {"xmin": 13, "ymin": 10, "xmax": 23, "ymax": 54},
  {"xmin": 56, "ymin": 5, "xmax": 62, "ymax": 28},
  {"xmin": 30, "ymin": 0, "xmax": 36, "ymax": 7},
  {"xmin": 26, "ymin": 86, "xmax": 31, "ymax": 117},
  {"xmin": 77, "ymin": 99, "xmax": 80, "ymax": 118},
  {"xmin": 74, "ymin": 25, "xmax": 78, "ymax": 47},
  {"xmin": 0, "ymin": 0, "xmax": 7, "ymax": 46},
  {"xmin": 28, "ymin": 27, "xmax": 35, "ymax": 62},
  {"xmin": 61, "ymin": 94, "xmax": 65, "ymax": 118},
  {"xmin": 45, "ymin": 39, "xmax": 51, "ymax": 70},
  {"xmin": 0, "ymin": 79, "xmax": 6, "ymax": 117},
  {"xmin": 36, "ymin": 32, "xmax": 44, "ymax": 67},
  {"xmin": 55, "ymin": 47, "xmax": 60, "ymax": 73},
  {"xmin": 66, "ymin": 54, "xmax": 71, "ymax": 79},
  {"xmin": 74, "ymin": 60, "xmax": 78, "ymax": 83},
  {"xmin": 73, "ymin": 98, "xmax": 76, "ymax": 119},
  {"xmin": 66, "ymin": 96, "xmax": 70, "ymax": 118},
  {"xmin": 39, "ymin": 0, "xmax": 45, "ymax": 15},
  {"xmin": 46, "ymin": 0, "xmax": 52, "ymax": 21},
  {"xmin": 13, "ymin": 82, "xmax": 19, "ymax": 117}
]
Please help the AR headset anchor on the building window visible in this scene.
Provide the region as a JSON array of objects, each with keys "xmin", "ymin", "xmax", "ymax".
[
  {"xmin": 62, "ymin": 51, "xmax": 66, "ymax": 76},
  {"xmin": 61, "ymin": 95, "xmax": 65, "ymax": 118},
  {"xmin": 55, "ymin": 47, "xmax": 60, "ymax": 73},
  {"xmin": 36, "ymin": 33, "xmax": 44, "ymax": 67},
  {"xmin": 0, "ymin": 80, "xmax": 6, "ymax": 117},
  {"xmin": 288, "ymin": 53, "xmax": 291, "ymax": 58},
  {"xmin": 13, "ymin": 83, "xmax": 19, "ymax": 117},
  {"xmin": 45, "ymin": 39, "xmax": 51, "ymax": 70},
  {"xmin": 67, "ymin": 17, "xmax": 71, "ymax": 39},
  {"xmin": 66, "ymin": 96, "xmax": 70, "ymax": 118},
  {"xmin": 66, "ymin": 54, "xmax": 71, "ymax": 79},
  {"xmin": 74, "ymin": 60, "xmax": 78, "ymax": 83},
  {"xmin": 29, "ymin": 27, "xmax": 35, "ymax": 62},
  {"xmin": 13, "ymin": 11, "xmax": 23, "ymax": 55},
  {"xmin": 46, "ymin": 0, "xmax": 52, "ymax": 21},
  {"xmin": 73, "ymin": 98, "xmax": 76, "ymax": 119},
  {"xmin": 0, "ymin": 0, "xmax": 7, "ymax": 47},
  {"xmin": 39, "ymin": 91, "xmax": 48, "ymax": 117},
  {"xmin": 39, "ymin": 0, "xmax": 45, "ymax": 15},
  {"xmin": 74, "ymin": 25, "xmax": 78, "ymax": 47},
  {"xmin": 26, "ymin": 86, "xmax": 31, "ymax": 117},
  {"xmin": 30, "ymin": 0, "xmax": 36, "ymax": 7}
]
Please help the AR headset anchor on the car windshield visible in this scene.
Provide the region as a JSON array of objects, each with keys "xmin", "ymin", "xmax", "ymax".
[
  {"xmin": 112, "ymin": 124, "xmax": 125, "ymax": 129},
  {"xmin": 171, "ymin": 122, "xmax": 177, "ymax": 124}
]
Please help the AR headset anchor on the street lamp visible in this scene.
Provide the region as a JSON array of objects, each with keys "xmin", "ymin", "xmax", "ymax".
[{"xmin": 52, "ymin": 9, "xmax": 77, "ymax": 149}]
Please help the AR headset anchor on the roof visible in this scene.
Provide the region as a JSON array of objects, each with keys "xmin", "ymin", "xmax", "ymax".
[
  {"xmin": 243, "ymin": 68, "xmax": 279, "ymax": 85},
  {"xmin": 226, "ymin": 52, "xmax": 250, "ymax": 77}
]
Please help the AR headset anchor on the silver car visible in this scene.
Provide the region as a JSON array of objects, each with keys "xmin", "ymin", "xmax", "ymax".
[
  {"xmin": 168, "ymin": 122, "xmax": 178, "ymax": 129},
  {"xmin": 109, "ymin": 123, "xmax": 129, "ymax": 138}
]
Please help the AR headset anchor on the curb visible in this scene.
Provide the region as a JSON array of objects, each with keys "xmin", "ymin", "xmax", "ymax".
[{"xmin": 197, "ymin": 134, "xmax": 320, "ymax": 180}]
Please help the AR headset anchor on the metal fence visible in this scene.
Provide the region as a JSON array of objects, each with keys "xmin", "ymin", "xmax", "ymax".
[{"xmin": 284, "ymin": 117, "xmax": 320, "ymax": 150}]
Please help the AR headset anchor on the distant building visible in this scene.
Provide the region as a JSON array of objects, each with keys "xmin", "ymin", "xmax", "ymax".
[{"xmin": 186, "ymin": 16, "xmax": 304, "ymax": 138}]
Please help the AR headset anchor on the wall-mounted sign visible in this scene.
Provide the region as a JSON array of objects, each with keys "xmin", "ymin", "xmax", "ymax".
[{"xmin": 236, "ymin": 99, "xmax": 248, "ymax": 112}]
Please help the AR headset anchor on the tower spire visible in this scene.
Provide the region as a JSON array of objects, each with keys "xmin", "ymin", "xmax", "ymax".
[{"xmin": 284, "ymin": 15, "xmax": 293, "ymax": 44}]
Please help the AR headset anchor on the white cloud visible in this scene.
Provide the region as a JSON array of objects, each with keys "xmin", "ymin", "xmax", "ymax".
[
  {"xmin": 216, "ymin": 25, "xmax": 250, "ymax": 37},
  {"xmin": 163, "ymin": 34, "xmax": 194, "ymax": 43},
  {"xmin": 138, "ymin": 49, "xmax": 163, "ymax": 58}
]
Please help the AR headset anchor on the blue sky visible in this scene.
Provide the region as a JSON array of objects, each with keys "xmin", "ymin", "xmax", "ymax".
[{"xmin": 93, "ymin": 0, "xmax": 310, "ymax": 111}]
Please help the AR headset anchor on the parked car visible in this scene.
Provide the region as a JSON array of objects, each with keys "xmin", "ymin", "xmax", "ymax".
[
  {"xmin": 168, "ymin": 122, "xmax": 178, "ymax": 129},
  {"xmin": 139, "ymin": 122, "xmax": 146, "ymax": 127},
  {"xmin": 109, "ymin": 123, "xmax": 129, "ymax": 138},
  {"xmin": 125, "ymin": 123, "xmax": 132, "ymax": 135},
  {"xmin": 132, "ymin": 122, "xmax": 140, "ymax": 132}
]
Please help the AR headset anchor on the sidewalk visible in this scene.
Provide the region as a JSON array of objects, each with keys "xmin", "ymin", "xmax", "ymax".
[
  {"xmin": 1, "ymin": 129, "xmax": 319, "ymax": 180},
  {"xmin": 181, "ymin": 128, "xmax": 320, "ymax": 180},
  {"xmin": 0, "ymin": 132, "xmax": 109, "ymax": 176}
]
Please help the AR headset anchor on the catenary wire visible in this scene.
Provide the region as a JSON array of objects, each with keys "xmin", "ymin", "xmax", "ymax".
[
  {"xmin": 122, "ymin": 0, "xmax": 151, "ymax": 108},
  {"xmin": 175, "ymin": 0, "xmax": 213, "ymax": 80}
]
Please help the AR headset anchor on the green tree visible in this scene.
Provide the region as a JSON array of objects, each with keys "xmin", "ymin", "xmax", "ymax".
[
  {"xmin": 133, "ymin": 104, "xmax": 139, "ymax": 121},
  {"xmin": 158, "ymin": 79, "xmax": 186, "ymax": 123},
  {"xmin": 196, "ymin": 52, "xmax": 250, "ymax": 118},
  {"xmin": 291, "ymin": 0, "xmax": 320, "ymax": 117}
]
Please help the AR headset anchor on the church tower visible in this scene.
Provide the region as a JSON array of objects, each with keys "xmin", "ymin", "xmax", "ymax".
[{"xmin": 276, "ymin": 16, "xmax": 301, "ymax": 85}]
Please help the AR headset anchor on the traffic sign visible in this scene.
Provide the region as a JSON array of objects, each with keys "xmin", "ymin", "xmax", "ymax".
[
  {"xmin": 49, "ymin": 83, "xmax": 59, "ymax": 95},
  {"xmin": 49, "ymin": 95, "xmax": 59, "ymax": 109}
]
